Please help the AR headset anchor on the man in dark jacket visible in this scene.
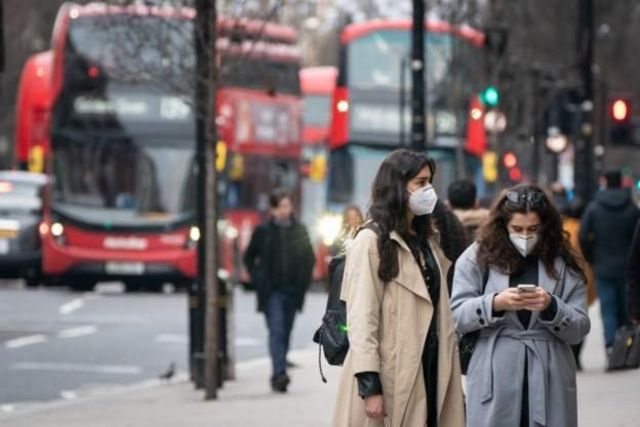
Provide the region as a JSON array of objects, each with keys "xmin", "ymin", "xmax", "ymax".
[
  {"xmin": 627, "ymin": 220, "xmax": 640, "ymax": 322},
  {"xmin": 243, "ymin": 189, "xmax": 315, "ymax": 392},
  {"xmin": 579, "ymin": 171, "xmax": 640, "ymax": 351},
  {"xmin": 447, "ymin": 179, "xmax": 490, "ymax": 244}
]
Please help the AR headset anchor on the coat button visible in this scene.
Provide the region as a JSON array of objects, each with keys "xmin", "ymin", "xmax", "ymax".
[
  {"xmin": 479, "ymin": 319, "xmax": 486, "ymax": 326},
  {"xmin": 476, "ymin": 308, "xmax": 482, "ymax": 316}
]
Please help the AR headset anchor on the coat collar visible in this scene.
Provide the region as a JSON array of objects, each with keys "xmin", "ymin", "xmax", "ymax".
[
  {"xmin": 389, "ymin": 230, "xmax": 412, "ymax": 253},
  {"xmin": 388, "ymin": 230, "xmax": 448, "ymax": 303}
]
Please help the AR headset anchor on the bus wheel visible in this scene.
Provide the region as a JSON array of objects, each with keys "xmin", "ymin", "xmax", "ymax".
[{"xmin": 69, "ymin": 279, "xmax": 95, "ymax": 292}]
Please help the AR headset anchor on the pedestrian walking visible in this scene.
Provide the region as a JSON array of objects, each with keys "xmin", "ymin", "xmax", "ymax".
[
  {"xmin": 451, "ymin": 184, "xmax": 590, "ymax": 427},
  {"xmin": 243, "ymin": 189, "xmax": 316, "ymax": 393},
  {"xmin": 447, "ymin": 179, "xmax": 490, "ymax": 244},
  {"xmin": 561, "ymin": 199, "xmax": 597, "ymax": 370},
  {"xmin": 333, "ymin": 149, "xmax": 465, "ymax": 427},
  {"xmin": 627, "ymin": 220, "xmax": 640, "ymax": 322},
  {"xmin": 330, "ymin": 204, "xmax": 364, "ymax": 255},
  {"xmin": 579, "ymin": 170, "xmax": 640, "ymax": 352}
]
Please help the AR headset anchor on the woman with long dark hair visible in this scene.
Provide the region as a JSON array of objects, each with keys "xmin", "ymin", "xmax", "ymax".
[
  {"xmin": 333, "ymin": 149, "xmax": 465, "ymax": 427},
  {"xmin": 330, "ymin": 204, "xmax": 364, "ymax": 255},
  {"xmin": 451, "ymin": 184, "xmax": 590, "ymax": 427}
]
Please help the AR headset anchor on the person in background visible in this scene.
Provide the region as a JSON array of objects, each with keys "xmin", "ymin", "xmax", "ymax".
[
  {"xmin": 579, "ymin": 170, "xmax": 640, "ymax": 352},
  {"xmin": 447, "ymin": 179, "xmax": 490, "ymax": 244},
  {"xmin": 330, "ymin": 204, "xmax": 364, "ymax": 255},
  {"xmin": 561, "ymin": 199, "xmax": 597, "ymax": 370},
  {"xmin": 627, "ymin": 220, "xmax": 640, "ymax": 323},
  {"xmin": 451, "ymin": 184, "xmax": 590, "ymax": 427},
  {"xmin": 432, "ymin": 200, "xmax": 469, "ymax": 261},
  {"xmin": 550, "ymin": 182, "xmax": 571, "ymax": 214},
  {"xmin": 333, "ymin": 149, "xmax": 464, "ymax": 427},
  {"xmin": 243, "ymin": 189, "xmax": 316, "ymax": 393}
]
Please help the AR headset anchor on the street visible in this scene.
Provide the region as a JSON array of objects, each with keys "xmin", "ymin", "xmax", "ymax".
[{"xmin": 0, "ymin": 280, "xmax": 325, "ymax": 410}]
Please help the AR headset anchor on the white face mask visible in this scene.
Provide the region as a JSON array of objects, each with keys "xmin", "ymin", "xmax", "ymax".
[
  {"xmin": 408, "ymin": 185, "xmax": 438, "ymax": 216},
  {"xmin": 509, "ymin": 233, "xmax": 539, "ymax": 257}
]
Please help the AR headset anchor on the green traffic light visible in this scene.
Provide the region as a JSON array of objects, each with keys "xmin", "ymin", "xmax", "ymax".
[{"xmin": 481, "ymin": 86, "xmax": 500, "ymax": 107}]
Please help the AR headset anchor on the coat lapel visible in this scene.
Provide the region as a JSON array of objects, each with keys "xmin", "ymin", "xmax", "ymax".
[
  {"xmin": 389, "ymin": 231, "xmax": 431, "ymax": 302},
  {"xmin": 529, "ymin": 257, "xmax": 565, "ymax": 326}
]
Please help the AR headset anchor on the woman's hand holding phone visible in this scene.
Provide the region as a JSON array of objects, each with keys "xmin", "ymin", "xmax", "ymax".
[
  {"xmin": 517, "ymin": 284, "xmax": 552, "ymax": 311},
  {"xmin": 493, "ymin": 288, "xmax": 527, "ymax": 311}
]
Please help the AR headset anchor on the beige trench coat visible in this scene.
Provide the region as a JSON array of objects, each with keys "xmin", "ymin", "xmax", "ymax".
[{"xmin": 332, "ymin": 229, "xmax": 465, "ymax": 427}]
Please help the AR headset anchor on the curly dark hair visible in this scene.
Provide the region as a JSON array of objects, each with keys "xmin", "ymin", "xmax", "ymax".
[
  {"xmin": 367, "ymin": 149, "xmax": 436, "ymax": 282},
  {"xmin": 476, "ymin": 184, "xmax": 584, "ymax": 280}
]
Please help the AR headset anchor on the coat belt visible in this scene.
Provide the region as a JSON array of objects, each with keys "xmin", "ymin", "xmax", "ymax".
[{"xmin": 479, "ymin": 327, "xmax": 556, "ymax": 426}]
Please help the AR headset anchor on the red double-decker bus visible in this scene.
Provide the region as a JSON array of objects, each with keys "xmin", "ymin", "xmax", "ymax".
[
  {"xmin": 15, "ymin": 3, "xmax": 302, "ymax": 291},
  {"xmin": 15, "ymin": 51, "xmax": 53, "ymax": 173},
  {"xmin": 300, "ymin": 66, "xmax": 336, "ymax": 282},
  {"xmin": 327, "ymin": 20, "xmax": 486, "ymax": 213}
]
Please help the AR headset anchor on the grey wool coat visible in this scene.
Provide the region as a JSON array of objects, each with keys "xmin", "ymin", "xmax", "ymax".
[{"xmin": 451, "ymin": 243, "xmax": 591, "ymax": 427}]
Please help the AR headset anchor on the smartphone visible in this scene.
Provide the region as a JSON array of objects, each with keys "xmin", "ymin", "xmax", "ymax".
[{"xmin": 517, "ymin": 284, "xmax": 538, "ymax": 292}]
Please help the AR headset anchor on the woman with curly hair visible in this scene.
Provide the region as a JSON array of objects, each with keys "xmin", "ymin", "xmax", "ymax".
[
  {"xmin": 451, "ymin": 184, "xmax": 591, "ymax": 427},
  {"xmin": 333, "ymin": 149, "xmax": 465, "ymax": 427}
]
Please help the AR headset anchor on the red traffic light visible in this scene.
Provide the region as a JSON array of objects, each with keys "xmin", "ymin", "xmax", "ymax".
[
  {"xmin": 503, "ymin": 151, "xmax": 517, "ymax": 169},
  {"xmin": 508, "ymin": 167, "xmax": 522, "ymax": 182},
  {"xmin": 88, "ymin": 66, "xmax": 100, "ymax": 78},
  {"xmin": 610, "ymin": 98, "xmax": 631, "ymax": 122}
]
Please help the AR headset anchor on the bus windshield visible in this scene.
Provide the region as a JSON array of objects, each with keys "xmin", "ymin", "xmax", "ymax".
[
  {"xmin": 52, "ymin": 135, "xmax": 195, "ymax": 227},
  {"xmin": 347, "ymin": 30, "xmax": 452, "ymax": 92}
]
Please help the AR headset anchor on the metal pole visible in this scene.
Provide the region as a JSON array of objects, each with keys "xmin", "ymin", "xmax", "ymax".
[
  {"xmin": 411, "ymin": 0, "xmax": 427, "ymax": 152},
  {"xmin": 575, "ymin": 0, "xmax": 595, "ymax": 202},
  {"xmin": 532, "ymin": 67, "xmax": 540, "ymax": 183},
  {"xmin": 0, "ymin": 1, "xmax": 4, "ymax": 74},
  {"xmin": 191, "ymin": 0, "xmax": 208, "ymax": 389},
  {"xmin": 400, "ymin": 57, "xmax": 407, "ymax": 146},
  {"xmin": 203, "ymin": 0, "xmax": 221, "ymax": 400},
  {"xmin": 195, "ymin": 0, "xmax": 221, "ymax": 400}
]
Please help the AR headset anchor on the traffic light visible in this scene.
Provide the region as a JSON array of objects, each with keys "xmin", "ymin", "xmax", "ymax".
[
  {"xmin": 608, "ymin": 96, "xmax": 633, "ymax": 144},
  {"xmin": 480, "ymin": 86, "xmax": 500, "ymax": 108},
  {"xmin": 502, "ymin": 151, "xmax": 522, "ymax": 183},
  {"xmin": 503, "ymin": 151, "xmax": 517, "ymax": 169}
]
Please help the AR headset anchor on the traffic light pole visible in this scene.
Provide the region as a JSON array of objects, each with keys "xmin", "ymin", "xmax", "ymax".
[{"xmin": 411, "ymin": 0, "xmax": 427, "ymax": 152}]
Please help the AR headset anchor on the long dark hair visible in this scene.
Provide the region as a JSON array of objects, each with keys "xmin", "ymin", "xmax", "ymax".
[
  {"xmin": 476, "ymin": 184, "xmax": 584, "ymax": 280},
  {"xmin": 368, "ymin": 149, "xmax": 436, "ymax": 282}
]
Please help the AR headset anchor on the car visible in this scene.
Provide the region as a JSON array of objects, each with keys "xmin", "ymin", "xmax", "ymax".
[{"xmin": 0, "ymin": 170, "xmax": 48, "ymax": 287}]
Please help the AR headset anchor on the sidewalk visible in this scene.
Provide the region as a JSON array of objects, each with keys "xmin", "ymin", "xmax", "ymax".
[
  {"xmin": 576, "ymin": 302, "xmax": 640, "ymax": 427},
  {"xmin": 0, "ymin": 345, "xmax": 341, "ymax": 427},
  {"xmin": 1, "ymin": 303, "xmax": 639, "ymax": 427}
]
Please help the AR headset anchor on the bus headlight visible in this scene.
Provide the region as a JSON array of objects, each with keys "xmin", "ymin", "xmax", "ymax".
[
  {"xmin": 225, "ymin": 225, "xmax": 239, "ymax": 240},
  {"xmin": 50, "ymin": 222, "xmax": 66, "ymax": 245},
  {"xmin": 317, "ymin": 214, "xmax": 342, "ymax": 246},
  {"xmin": 189, "ymin": 226, "xmax": 201, "ymax": 242},
  {"xmin": 187, "ymin": 226, "xmax": 200, "ymax": 249}
]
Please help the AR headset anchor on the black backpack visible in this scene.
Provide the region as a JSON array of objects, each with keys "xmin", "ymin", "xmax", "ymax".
[{"xmin": 312, "ymin": 224, "xmax": 380, "ymax": 382}]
